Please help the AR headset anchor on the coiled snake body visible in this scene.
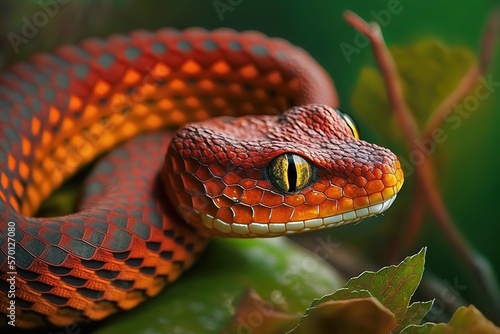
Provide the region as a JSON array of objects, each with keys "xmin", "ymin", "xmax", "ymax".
[{"xmin": 0, "ymin": 29, "xmax": 403, "ymax": 328}]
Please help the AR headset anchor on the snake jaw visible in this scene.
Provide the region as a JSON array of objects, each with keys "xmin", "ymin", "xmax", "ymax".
[{"xmin": 163, "ymin": 104, "xmax": 404, "ymax": 237}]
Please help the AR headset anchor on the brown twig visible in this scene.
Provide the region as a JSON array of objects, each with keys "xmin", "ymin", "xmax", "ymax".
[
  {"xmin": 387, "ymin": 183, "xmax": 426, "ymax": 263},
  {"xmin": 344, "ymin": 10, "xmax": 500, "ymax": 320},
  {"xmin": 423, "ymin": 66, "xmax": 480, "ymax": 140}
]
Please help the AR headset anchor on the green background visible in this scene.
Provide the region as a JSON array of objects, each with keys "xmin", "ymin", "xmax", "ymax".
[{"xmin": 1, "ymin": 0, "xmax": 499, "ymax": 327}]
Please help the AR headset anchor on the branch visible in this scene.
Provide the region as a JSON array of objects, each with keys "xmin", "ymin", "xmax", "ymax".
[
  {"xmin": 344, "ymin": 10, "xmax": 500, "ymax": 319},
  {"xmin": 423, "ymin": 8, "xmax": 500, "ymax": 140}
]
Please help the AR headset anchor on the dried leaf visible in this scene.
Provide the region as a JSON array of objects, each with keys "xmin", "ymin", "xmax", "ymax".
[
  {"xmin": 223, "ymin": 289, "xmax": 300, "ymax": 334},
  {"xmin": 291, "ymin": 297, "xmax": 396, "ymax": 334}
]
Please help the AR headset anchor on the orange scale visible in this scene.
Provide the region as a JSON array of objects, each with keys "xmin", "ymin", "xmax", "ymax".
[
  {"xmin": 240, "ymin": 178, "xmax": 257, "ymax": 189},
  {"xmin": 168, "ymin": 79, "xmax": 186, "ymax": 91},
  {"xmin": 208, "ymin": 164, "xmax": 226, "ymax": 177},
  {"xmin": 203, "ymin": 178, "xmax": 225, "ymax": 197},
  {"xmin": 69, "ymin": 95, "xmax": 82, "ymax": 111},
  {"xmin": 94, "ymin": 80, "xmax": 111, "ymax": 96},
  {"xmin": 239, "ymin": 64, "xmax": 258, "ymax": 79},
  {"xmin": 366, "ymin": 180, "xmax": 384, "ymax": 194},
  {"xmin": 145, "ymin": 114, "xmax": 163, "ymax": 128},
  {"xmin": 396, "ymin": 168, "xmax": 404, "ymax": 182},
  {"xmin": 337, "ymin": 198, "xmax": 354, "ymax": 212},
  {"xmin": 267, "ymin": 71, "xmax": 283, "ymax": 85},
  {"xmin": 0, "ymin": 173, "xmax": 8, "ymax": 189},
  {"xmin": 41, "ymin": 131, "xmax": 53, "ymax": 147},
  {"xmin": 222, "ymin": 172, "xmax": 242, "ymax": 186},
  {"xmin": 355, "ymin": 176, "xmax": 367, "ymax": 187},
  {"xmin": 254, "ymin": 88, "xmax": 267, "ymax": 100},
  {"xmin": 20, "ymin": 139, "xmax": 32, "ymax": 158},
  {"xmin": 181, "ymin": 59, "xmax": 201, "ymax": 75},
  {"xmin": 212, "ymin": 60, "xmax": 231, "ymax": 75},
  {"xmin": 325, "ymin": 185, "xmax": 342, "ymax": 200},
  {"xmin": 291, "ymin": 204, "xmax": 319, "ymax": 221},
  {"xmin": 191, "ymin": 165, "xmax": 211, "ymax": 181},
  {"xmin": 19, "ymin": 161, "xmax": 29, "ymax": 180},
  {"xmin": 382, "ymin": 174, "xmax": 397, "ymax": 187},
  {"xmin": 269, "ymin": 205, "xmax": 294, "ymax": 223},
  {"xmin": 123, "ymin": 69, "xmax": 141, "ymax": 85},
  {"xmin": 305, "ymin": 191, "xmax": 327, "ymax": 205},
  {"xmin": 0, "ymin": 191, "xmax": 5, "ymax": 202},
  {"xmin": 7, "ymin": 155, "xmax": 16, "ymax": 170},
  {"xmin": 31, "ymin": 168, "xmax": 43, "ymax": 185},
  {"xmin": 319, "ymin": 200, "xmax": 339, "ymax": 217},
  {"xmin": 168, "ymin": 109, "xmax": 186, "ymax": 124},
  {"xmin": 382, "ymin": 187, "xmax": 396, "ymax": 200},
  {"xmin": 353, "ymin": 196, "xmax": 370, "ymax": 209},
  {"xmin": 252, "ymin": 206, "xmax": 272, "ymax": 223},
  {"xmin": 222, "ymin": 185, "xmax": 243, "ymax": 200},
  {"xmin": 368, "ymin": 192, "xmax": 383, "ymax": 205},
  {"xmin": 151, "ymin": 62, "xmax": 171, "ymax": 78},
  {"xmin": 352, "ymin": 166, "xmax": 363, "ymax": 176},
  {"xmin": 241, "ymin": 187, "xmax": 264, "ymax": 205},
  {"xmin": 373, "ymin": 169, "xmax": 383, "ymax": 179},
  {"xmin": 213, "ymin": 196, "xmax": 234, "ymax": 209},
  {"xmin": 61, "ymin": 118, "xmax": 75, "ymax": 133},
  {"xmin": 261, "ymin": 191, "xmax": 284, "ymax": 207},
  {"xmin": 187, "ymin": 163, "xmax": 206, "ymax": 179},
  {"xmin": 214, "ymin": 207, "xmax": 234, "ymax": 224},
  {"xmin": 229, "ymin": 83, "xmax": 242, "ymax": 95},
  {"xmin": 49, "ymin": 106, "xmax": 61, "ymax": 124},
  {"xmin": 345, "ymin": 184, "xmax": 367, "ymax": 198},
  {"xmin": 233, "ymin": 204, "xmax": 254, "ymax": 224},
  {"xmin": 312, "ymin": 179, "xmax": 329, "ymax": 192},
  {"xmin": 331, "ymin": 176, "xmax": 347, "ymax": 187},
  {"xmin": 199, "ymin": 79, "xmax": 215, "ymax": 91},
  {"xmin": 185, "ymin": 96, "xmax": 200, "ymax": 108},
  {"xmin": 158, "ymin": 98, "xmax": 173, "ymax": 110},
  {"xmin": 9, "ymin": 197, "xmax": 19, "ymax": 212},
  {"xmin": 121, "ymin": 122, "xmax": 138, "ymax": 137},
  {"xmin": 194, "ymin": 109, "xmax": 210, "ymax": 120},
  {"xmin": 31, "ymin": 117, "xmax": 41, "ymax": 136},
  {"xmin": 181, "ymin": 173, "xmax": 204, "ymax": 194},
  {"xmin": 284, "ymin": 194, "xmax": 305, "ymax": 207},
  {"xmin": 213, "ymin": 97, "xmax": 227, "ymax": 108}
]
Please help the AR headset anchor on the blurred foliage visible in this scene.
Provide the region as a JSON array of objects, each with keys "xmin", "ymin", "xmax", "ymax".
[
  {"xmin": 94, "ymin": 238, "xmax": 343, "ymax": 333},
  {"xmin": 1, "ymin": 0, "xmax": 499, "ymax": 326}
]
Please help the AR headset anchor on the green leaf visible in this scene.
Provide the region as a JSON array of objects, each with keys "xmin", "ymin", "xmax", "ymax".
[
  {"xmin": 336, "ymin": 247, "xmax": 426, "ymax": 322},
  {"xmin": 394, "ymin": 300, "xmax": 434, "ymax": 333},
  {"xmin": 286, "ymin": 248, "xmax": 427, "ymax": 333}
]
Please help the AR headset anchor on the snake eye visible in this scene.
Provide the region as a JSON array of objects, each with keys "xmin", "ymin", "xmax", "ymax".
[
  {"xmin": 335, "ymin": 109, "xmax": 360, "ymax": 139},
  {"xmin": 268, "ymin": 153, "xmax": 312, "ymax": 193}
]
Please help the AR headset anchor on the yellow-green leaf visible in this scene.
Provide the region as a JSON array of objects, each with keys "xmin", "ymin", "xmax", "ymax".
[{"xmin": 428, "ymin": 305, "xmax": 500, "ymax": 334}]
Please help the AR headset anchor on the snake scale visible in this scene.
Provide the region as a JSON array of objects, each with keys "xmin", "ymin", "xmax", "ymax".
[{"xmin": 0, "ymin": 28, "xmax": 404, "ymax": 328}]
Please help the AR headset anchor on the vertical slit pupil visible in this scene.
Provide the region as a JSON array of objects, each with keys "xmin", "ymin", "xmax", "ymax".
[{"xmin": 287, "ymin": 154, "xmax": 297, "ymax": 192}]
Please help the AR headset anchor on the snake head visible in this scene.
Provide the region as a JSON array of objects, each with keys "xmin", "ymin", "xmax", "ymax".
[{"xmin": 162, "ymin": 104, "xmax": 404, "ymax": 237}]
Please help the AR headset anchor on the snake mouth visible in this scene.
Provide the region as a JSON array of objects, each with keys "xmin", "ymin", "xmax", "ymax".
[{"xmin": 197, "ymin": 193, "xmax": 398, "ymax": 237}]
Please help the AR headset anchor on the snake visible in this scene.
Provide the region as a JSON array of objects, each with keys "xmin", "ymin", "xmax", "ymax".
[{"xmin": 0, "ymin": 28, "xmax": 404, "ymax": 329}]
